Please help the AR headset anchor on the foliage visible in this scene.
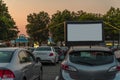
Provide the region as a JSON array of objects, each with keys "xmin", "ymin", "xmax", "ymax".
[
  {"xmin": 103, "ymin": 7, "xmax": 120, "ymax": 40},
  {"xmin": 0, "ymin": 0, "xmax": 19, "ymax": 40},
  {"xmin": 26, "ymin": 11, "xmax": 50, "ymax": 45},
  {"xmin": 26, "ymin": 7, "xmax": 120, "ymax": 43},
  {"xmin": 49, "ymin": 10, "xmax": 102, "ymax": 42},
  {"xmin": 49, "ymin": 10, "xmax": 74, "ymax": 42}
]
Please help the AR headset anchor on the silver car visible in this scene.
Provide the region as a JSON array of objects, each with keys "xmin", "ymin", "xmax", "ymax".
[
  {"xmin": 33, "ymin": 46, "xmax": 59, "ymax": 65},
  {"xmin": 58, "ymin": 46, "xmax": 120, "ymax": 80},
  {"xmin": 0, "ymin": 47, "xmax": 43, "ymax": 80}
]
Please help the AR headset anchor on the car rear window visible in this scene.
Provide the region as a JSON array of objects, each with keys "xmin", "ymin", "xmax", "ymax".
[
  {"xmin": 35, "ymin": 47, "xmax": 51, "ymax": 51},
  {"xmin": 0, "ymin": 51, "xmax": 14, "ymax": 63},
  {"xmin": 69, "ymin": 51, "xmax": 114, "ymax": 66}
]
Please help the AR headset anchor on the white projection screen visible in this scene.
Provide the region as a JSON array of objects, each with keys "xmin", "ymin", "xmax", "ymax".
[{"xmin": 64, "ymin": 21, "xmax": 104, "ymax": 46}]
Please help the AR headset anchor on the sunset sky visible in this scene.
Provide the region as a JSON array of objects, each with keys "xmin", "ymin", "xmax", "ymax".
[{"xmin": 3, "ymin": 0, "xmax": 120, "ymax": 36}]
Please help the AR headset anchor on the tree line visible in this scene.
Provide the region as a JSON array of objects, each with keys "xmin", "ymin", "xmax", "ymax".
[
  {"xmin": 0, "ymin": 0, "xmax": 19, "ymax": 41},
  {"xmin": 0, "ymin": 0, "xmax": 120, "ymax": 45},
  {"xmin": 26, "ymin": 7, "xmax": 120, "ymax": 45}
]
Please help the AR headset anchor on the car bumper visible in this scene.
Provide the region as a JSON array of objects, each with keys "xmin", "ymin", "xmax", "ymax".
[
  {"xmin": 59, "ymin": 70, "xmax": 116, "ymax": 80},
  {"xmin": 58, "ymin": 70, "xmax": 74, "ymax": 80},
  {"xmin": 40, "ymin": 57, "xmax": 56, "ymax": 63}
]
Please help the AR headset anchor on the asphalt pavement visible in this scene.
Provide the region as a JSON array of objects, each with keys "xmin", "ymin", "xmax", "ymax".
[{"xmin": 43, "ymin": 62, "xmax": 60, "ymax": 80}]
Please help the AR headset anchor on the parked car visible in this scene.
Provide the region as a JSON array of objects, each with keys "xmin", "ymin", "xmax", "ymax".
[
  {"xmin": 60, "ymin": 46, "xmax": 69, "ymax": 57},
  {"xmin": 58, "ymin": 46, "xmax": 120, "ymax": 80},
  {"xmin": 109, "ymin": 45, "xmax": 120, "ymax": 52},
  {"xmin": 33, "ymin": 46, "xmax": 59, "ymax": 65},
  {"xmin": 60, "ymin": 46, "xmax": 68, "ymax": 54},
  {"xmin": 54, "ymin": 46, "xmax": 64, "ymax": 61},
  {"xmin": 0, "ymin": 47, "xmax": 43, "ymax": 80}
]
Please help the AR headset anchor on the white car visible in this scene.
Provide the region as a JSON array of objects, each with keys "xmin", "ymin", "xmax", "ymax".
[{"xmin": 33, "ymin": 46, "xmax": 59, "ymax": 65}]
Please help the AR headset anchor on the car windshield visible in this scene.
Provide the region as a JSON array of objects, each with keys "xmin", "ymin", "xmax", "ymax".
[
  {"xmin": 0, "ymin": 51, "xmax": 14, "ymax": 63},
  {"xmin": 35, "ymin": 47, "xmax": 51, "ymax": 51},
  {"xmin": 69, "ymin": 51, "xmax": 114, "ymax": 66}
]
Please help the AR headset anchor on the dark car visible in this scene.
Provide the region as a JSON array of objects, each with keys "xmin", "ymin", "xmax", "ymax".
[
  {"xmin": 60, "ymin": 46, "xmax": 69, "ymax": 56},
  {"xmin": 0, "ymin": 47, "xmax": 43, "ymax": 80},
  {"xmin": 109, "ymin": 45, "xmax": 120, "ymax": 52},
  {"xmin": 58, "ymin": 46, "xmax": 120, "ymax": 80},
  {"xmin": 60, "ymin": 46, "xmax": 68, "ymax": 53},
  {"xmin": 54, "ymin": 46, "xmax": 64, "ymax": 61}
]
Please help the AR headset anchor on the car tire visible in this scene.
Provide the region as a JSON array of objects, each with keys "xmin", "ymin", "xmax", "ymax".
[
  {"xmin": 22, "ymin": 77, "xmax": 26, "ymax": 80},
  {"xmin": 56, "ymin": 61, "xmax": 59, "ymax": 63},
  {"xmin": 52, "ymin": 59, "xmax": 56, "ymax": 65}
]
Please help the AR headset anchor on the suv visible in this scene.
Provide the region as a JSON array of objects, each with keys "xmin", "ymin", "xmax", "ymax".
[{"xmin": 58, "ymin": 46, "xmax": 120, "ymax": 80}]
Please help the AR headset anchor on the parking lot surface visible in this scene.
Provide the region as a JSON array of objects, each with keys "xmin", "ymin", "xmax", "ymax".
[{"xmin": 43, "ymin": 63, "xmax": 60, "ymax": 80}]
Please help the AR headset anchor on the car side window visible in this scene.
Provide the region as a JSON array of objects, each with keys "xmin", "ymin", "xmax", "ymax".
[{"xmin": 19, "ymin": 50, "xmax": 34, "ymax": 63}]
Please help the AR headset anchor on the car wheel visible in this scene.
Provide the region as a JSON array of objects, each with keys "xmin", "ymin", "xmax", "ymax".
[
  {"xmin": 56, "ymin": 57, "xmax": 59, "ymax": 63},
  {"xmin": 22, "ymin": 77, "xmax": 26, "ymax": 80},
  {"xmin": 52, "ymin": 59, "xmax": 56, "ymax": 65},
  {"xmin": 56, "ymin": 61, "xmax": 59, "ymax": 63}
]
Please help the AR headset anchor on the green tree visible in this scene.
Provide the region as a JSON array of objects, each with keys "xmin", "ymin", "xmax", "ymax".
[
  {"xmin": 49, "ymin": 9, "xmax": 102, "ymax": 42},
  {"xmin": 75, "ymin": 10, "xmax": 102, "ymax": 21},
  {"xmin": 49, "ymin": 10, "xmax": 74, "ymax": 42},
  {"xmin": 103, "ymin": 7, "xmax": 120, "ymax": 40},
  {"xmin": 26, "ymin": 11, "xmax": 50, "ymax": 45},
  {"xmin": 0, "ymin": 0, "xmax": 19, "ymax": 40}
]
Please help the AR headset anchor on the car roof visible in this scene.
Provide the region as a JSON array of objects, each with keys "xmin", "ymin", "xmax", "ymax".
[{"xmin": 69, "ymin": 46, "xmax": 111, "ymax": 52}]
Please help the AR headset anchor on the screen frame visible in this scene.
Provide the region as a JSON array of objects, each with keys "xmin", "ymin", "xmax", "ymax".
[{"xmin": 64, "ymin": 21, "xmax": 104, "ymax": 46}]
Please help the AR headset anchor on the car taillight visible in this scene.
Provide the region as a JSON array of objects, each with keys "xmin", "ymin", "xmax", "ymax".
[
  {"xmin": 116, "ymin": 66, "xmax": 120, "ymax": 71},
  {"xmin": 61, "ymin": 64, "xmax": 69, "ymax": 70},
  {"xmin": 0, "ymin": 70, "xmax": 15, "ymax": 79},
  {"xmin": 49, "ymin": 53, "xmax": 54, "ymax": 56},
  {"xmin": 108, "ymin": 65, "xmax": 120, "ymax": 72},
  {"xmin": 61, "ymin": 63, "xmax": 77, "ymax": 71}
]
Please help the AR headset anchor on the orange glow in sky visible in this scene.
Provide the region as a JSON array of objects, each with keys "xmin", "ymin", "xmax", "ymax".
[{"xmin": 3, "ymin": 0, "xmax": 120, "ymax": 36}]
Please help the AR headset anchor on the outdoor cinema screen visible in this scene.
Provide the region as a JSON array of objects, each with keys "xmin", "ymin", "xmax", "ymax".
[{"xmin": 64, "ymin": 21, "xmax": 104, "ymax": 46}]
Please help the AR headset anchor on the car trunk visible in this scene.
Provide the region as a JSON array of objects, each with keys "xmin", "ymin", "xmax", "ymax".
[
  {"xmin": 34, "ymin": 51, "xmax": 53, "ymax": 60},
  {"xmin": 67, "ymin": 62, "xmax": 117, "ymax": 80}
]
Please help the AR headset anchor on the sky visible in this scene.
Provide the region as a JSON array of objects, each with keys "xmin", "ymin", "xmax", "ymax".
[{"xmin": 2, "ymin": 0, "xmax": 120, "ymax": 36}]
